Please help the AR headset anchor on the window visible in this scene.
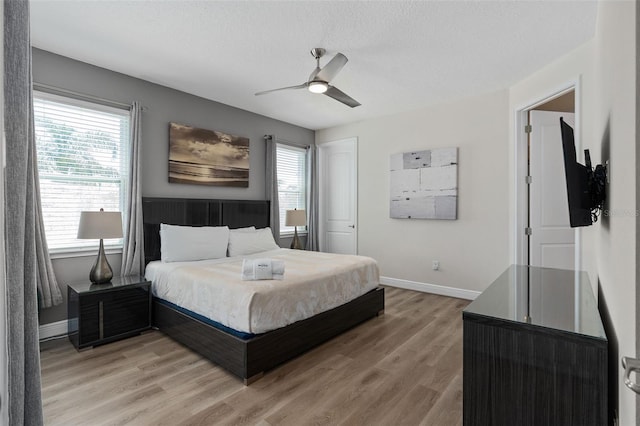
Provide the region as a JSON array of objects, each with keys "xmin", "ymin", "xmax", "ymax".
[
  {"xmin": 277, "ymin": 144, "xmax": 307, "ymax": 235},
  {"xmin": 33, "ymin": 91, "xmax": 130, "ymax": 254}
]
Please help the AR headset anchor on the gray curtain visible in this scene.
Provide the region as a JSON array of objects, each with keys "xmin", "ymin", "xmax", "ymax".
[
  {"xmin": 121, "ymin": 102, "xmax": 144, "ymax": 276},
  {"xmin": 265, "ymin": 135, "xmax": 280, "ymax": 245},
  {"xmin": 21, "ymin": 4, "xmax": 62, "ymax": 309},
  {"xmin": 34, "ymin": 168, "xmax": 63, "ymax": 309},
  {"xmin": 306, "ymin": 146, "xmax": 319, "ymax": 251},
  {"xmin": 5, "ymin": 0, "xmax": 45, "ymax": 423}
]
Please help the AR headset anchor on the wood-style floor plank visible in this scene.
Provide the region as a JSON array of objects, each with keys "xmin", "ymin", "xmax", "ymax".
[{"xmin": 41, "ymin": 287, "xmax": 468, "ymax": 425}]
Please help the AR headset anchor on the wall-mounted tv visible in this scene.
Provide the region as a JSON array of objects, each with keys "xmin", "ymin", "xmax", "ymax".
[{"xmin": 559, "ymin": 117, "xmax": 607, "ymax": 227}]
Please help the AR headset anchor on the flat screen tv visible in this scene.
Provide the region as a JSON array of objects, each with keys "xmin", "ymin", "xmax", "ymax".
[{"xmin": 559, "ymin": 117, "xmax": 606, "ymax": 227}]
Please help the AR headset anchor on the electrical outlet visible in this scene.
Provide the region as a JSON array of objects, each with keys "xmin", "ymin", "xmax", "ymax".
[{"xmin": 432, "ymin": 260, "xmax": 439, "ymax": 271}]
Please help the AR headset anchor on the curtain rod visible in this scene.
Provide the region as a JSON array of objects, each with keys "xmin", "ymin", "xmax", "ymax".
[
  {"xmin": 33, "ymin": 82, "xmax": 140, "ymax": 111},
  {"xmin": 263, "ymin": 135, "xmax": 310, "ymax": 149}
]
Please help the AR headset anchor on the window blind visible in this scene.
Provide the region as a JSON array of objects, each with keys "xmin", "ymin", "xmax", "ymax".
[
  {"xmin": 34, "ymin": 91, "xmax": 130, "ymax": 253},
  {"xmin": 276, "ymin": 144, "xmax": 307, "ymax": 234}
]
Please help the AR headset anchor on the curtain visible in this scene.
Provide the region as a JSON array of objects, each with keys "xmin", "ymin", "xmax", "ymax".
[
  {"xmin": 5, "ymin": 0, "xmax": 45, "ymax": 423},
  {"xmin": 121, "ymin": 102, "xmax": 144, "ymax": 276},
  {"xmin": 22, "ymin": 6, "xmax": 62, "ymax": 310},
  {"xmin": 265, "ymin": 135, "xmax": 280, "ymax": 245},
  {"xmin": 34, "ymin": 169, "xmax": 63, "ymax": 309},
  {"xmin": 306, "ymin": 145, "xmax": 319, "ymax": 251}
]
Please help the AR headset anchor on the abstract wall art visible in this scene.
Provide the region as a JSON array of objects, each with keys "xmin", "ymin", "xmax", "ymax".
[
  {"xmin": 390, "ymin": 147, "xmax": 458, "ymax": 219},
  {"xmin": 169, "ymin": 122, "xmax": 249, "ymax": 187}
]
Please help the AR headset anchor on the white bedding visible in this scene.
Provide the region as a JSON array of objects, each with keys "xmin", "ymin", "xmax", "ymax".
[{"xmin": 144, "ymin": 248, "xmax": 380, "ymax": 334}]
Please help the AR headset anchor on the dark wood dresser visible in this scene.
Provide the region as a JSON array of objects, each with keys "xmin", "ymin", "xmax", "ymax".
[{"xmin": 463, "ymin": 265, "xmax": 608, "ymax": 426}]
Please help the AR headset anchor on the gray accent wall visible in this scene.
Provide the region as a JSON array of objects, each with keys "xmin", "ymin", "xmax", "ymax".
[{"xmin": 33, "ymin": 48, "xmax": 314, "ymax": 326}]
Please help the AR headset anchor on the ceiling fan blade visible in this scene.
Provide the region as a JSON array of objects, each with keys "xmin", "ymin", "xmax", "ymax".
[
  {"xmin": 324, "ymin": 85, "xmax": 361, "ymax": 108},
  {"xmin": 316, "ymin": 53, "xmax": 348, "ymax": 83},
  {"xmin": 255, "ymin": 83, "xmax": 307, "ymax": 96}
]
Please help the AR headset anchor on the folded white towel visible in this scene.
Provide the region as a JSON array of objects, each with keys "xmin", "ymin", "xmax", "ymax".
[{"xmin": 241, "ymin": 258, "xmax": 285, "ymax": 280}]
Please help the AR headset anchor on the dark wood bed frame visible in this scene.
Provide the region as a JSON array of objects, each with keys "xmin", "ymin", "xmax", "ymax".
[{"xmin": 143, "ymin": 197, "xmax": 385, "ymax": 384}]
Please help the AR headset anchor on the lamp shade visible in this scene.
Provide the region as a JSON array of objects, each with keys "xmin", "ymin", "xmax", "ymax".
[
  {"xmin": 285, "ymin": 209, "xmax": 306, "ymax": 227},
  {"xmin": 77, "ymin": 210, "xmax": 123, "ymax": 239}
]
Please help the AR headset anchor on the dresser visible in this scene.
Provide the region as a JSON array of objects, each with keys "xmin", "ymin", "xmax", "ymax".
[{"xmin": 463, "ymin": 265, "xmax": 608, "ymax": 426}]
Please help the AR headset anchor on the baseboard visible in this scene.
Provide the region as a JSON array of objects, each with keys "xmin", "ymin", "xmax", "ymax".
[
  {"xmin": 39, "ymin": 319, "xmax": 68, "ymax": 341},
  {"xmin": 380, "ymin": 276, "xmax": 480, "ymax": 300}
]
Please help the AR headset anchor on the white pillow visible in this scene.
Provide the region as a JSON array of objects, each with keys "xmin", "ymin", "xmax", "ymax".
[
  {"xmin": 230, "ymin": 226, "xmax": 256, "ymax": 233},
  {"xmin": 160, "ymin": 224, "xmax": 229, "ymax": 262},
  {"xmin": 228, "ymin": 227, "xmax": 280, "ymax": 257}
]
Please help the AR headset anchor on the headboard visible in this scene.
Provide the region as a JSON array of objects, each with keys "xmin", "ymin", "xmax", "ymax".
[{"xmin": 142, "ymin": 197, "xmax": 270, "ymax": 264}]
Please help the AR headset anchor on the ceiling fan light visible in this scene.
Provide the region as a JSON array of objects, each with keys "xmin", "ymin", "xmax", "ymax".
[{"xmin": 308, "ymin": 81, "xmax": 328, "ymax": 94}]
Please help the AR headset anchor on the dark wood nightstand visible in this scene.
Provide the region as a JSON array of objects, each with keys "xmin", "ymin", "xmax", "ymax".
[{"xmin": 67, "ymin": 275, "xmax": 152, "ymax": 350}]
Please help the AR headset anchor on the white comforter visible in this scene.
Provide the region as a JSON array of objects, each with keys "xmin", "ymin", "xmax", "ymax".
[{"xmin": 145, "ymin": 248, "xmax": 380, "ymax": 334}]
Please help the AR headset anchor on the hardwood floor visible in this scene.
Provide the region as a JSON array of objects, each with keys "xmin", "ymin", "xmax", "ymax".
[{"xmin": 40, "ymin": 287, "xmax": 469, "ymax": 426}]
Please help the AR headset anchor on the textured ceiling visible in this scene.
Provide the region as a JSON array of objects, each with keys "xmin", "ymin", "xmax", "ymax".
[{"xmin": 30, "ymin": 1, "xmax": 597, "ymax": 131}]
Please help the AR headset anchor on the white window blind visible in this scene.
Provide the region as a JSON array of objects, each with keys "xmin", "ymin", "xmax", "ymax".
[
  {"xmin": 277, "ymin": 144, "xmax": 307, "ymax": 235},
  {"xmin": 34, "ymin": 91, "xmax": 129, "ymax": 253}
]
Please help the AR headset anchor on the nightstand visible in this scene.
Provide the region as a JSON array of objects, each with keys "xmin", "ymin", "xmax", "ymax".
[{"xmin": 67, "ymin": 275, "xmax": 152, "ymax": 350}]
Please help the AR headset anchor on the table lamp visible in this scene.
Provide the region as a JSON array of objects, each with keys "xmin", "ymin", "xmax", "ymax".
[
  {"xmin": 77, "ymin": 208, "xmax": 123, "ymax": 284},
  {"xmin": 285, "ymin": 209, "xmax": 306, "ymax": 250}
]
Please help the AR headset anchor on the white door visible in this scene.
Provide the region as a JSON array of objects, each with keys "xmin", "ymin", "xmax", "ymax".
[
  {"xmin": 318, "ymin": 138, "xmax": 357, "ymax": 254},
  {"xmin": 529, "ymin": 111, "xmax": 575, "ymax": 269}
]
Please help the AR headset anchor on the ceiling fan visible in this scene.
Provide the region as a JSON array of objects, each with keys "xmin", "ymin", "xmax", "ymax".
[{"xmin": 255, "ymin": 48, "xmax": 361, "ymax": 108}]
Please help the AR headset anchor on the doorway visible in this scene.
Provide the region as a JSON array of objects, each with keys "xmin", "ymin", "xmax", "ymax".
[{"xmin": 514, "ymin": 83, "xmax": 580, "ymax": 270}]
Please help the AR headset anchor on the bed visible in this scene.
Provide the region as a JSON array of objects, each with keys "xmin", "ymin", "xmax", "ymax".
[{"xmin": 143, "ymin": 197, "xmax": 385, "ymax": 384}]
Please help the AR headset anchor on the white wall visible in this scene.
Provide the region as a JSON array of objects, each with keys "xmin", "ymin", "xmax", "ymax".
[
  {"xmin": 316, "ymin": 90, "xmax": 511, "ymax": 294},
  {"xmin": 592, "ymin": 1, "xmax": 637, "ymax": 424}
]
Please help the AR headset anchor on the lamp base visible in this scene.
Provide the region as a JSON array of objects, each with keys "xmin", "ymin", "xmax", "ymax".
[
  {"xmin": 290, "ymin": 228, "xmax": 303, "ymax": 250},
  {"xmin": 89, "ymin": 239, "xmax": 114, "ymax": 284}
]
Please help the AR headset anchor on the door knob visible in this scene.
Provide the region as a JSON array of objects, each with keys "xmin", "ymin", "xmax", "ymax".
[
  {"xmin": 622, "ymin": 356, "xmax": 640, "ymax": 394},
  {"xmin": 348, "ymin": 224, "xmax": 355, "ymax": 228}
]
